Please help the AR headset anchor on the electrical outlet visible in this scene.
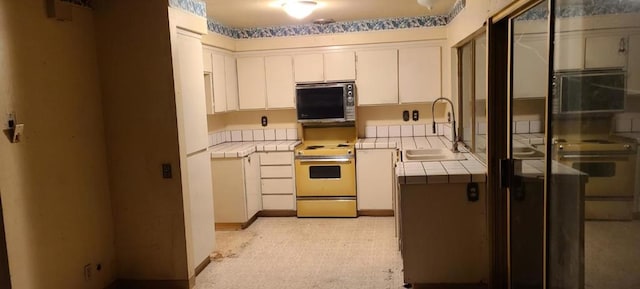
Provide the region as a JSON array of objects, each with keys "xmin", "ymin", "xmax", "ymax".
[
  {"xmin": 84, "ymin": 264, "xmax": 92, "ymax": 281},
  {"xmin": 261, "ymin": 116, "xmax": 268, "ymax": 127},
  {"xmin": 402, "ymin": 110, "xmax": 410, "ymax": 121},
  {"xmin": 412, "ymin": 110, "xmax": 419, "ymax": 121},
  {"xmin": 162, "ymin": 163, "xmax": 172, "ymax": 179}
]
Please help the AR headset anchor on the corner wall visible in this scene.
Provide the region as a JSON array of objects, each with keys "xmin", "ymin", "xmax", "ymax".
[
  {"xmin": 0, "ymin": 1, "xmax": 115, "ymax": 288},
  {"xmin": 93, "ymin": 0, "xmax": 190, "ymax": 282}
]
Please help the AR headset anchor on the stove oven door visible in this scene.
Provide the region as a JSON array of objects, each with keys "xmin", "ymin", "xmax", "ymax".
[
  {"xmin": 558, "ymin": 152, "xmax": 635, "ymax": 197},
  {"xmin": 295, "ymin": 155, "xmax": 356, "ymax": 197}
]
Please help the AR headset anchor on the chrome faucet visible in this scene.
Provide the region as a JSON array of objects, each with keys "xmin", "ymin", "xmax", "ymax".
[{"xmin": 431, "ymin": 97, "xmax": 459, "ymax": 153}]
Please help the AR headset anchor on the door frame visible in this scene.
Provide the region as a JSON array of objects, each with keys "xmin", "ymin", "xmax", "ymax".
[
  {"xmin": 486, "ymin": 0, "xmax": 554, "ymax": 288},
  {"xmin": 0, "ymin": 194, "xmax": 11, "ymax": 289}
]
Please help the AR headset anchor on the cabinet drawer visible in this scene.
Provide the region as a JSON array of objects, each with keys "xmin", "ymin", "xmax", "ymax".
[
  {"xmin": 262, "ymin": 195, "xmax": 295, "ymax": 210},
  {"xmin": 261, "ymin": 178, "xmax": 294, "ymax": 195},
  {"xmin": 261, "ymin": 166, "xmax": 293, "ymax": 178},
  {"xmin": 260, "ymin": 152, "xmax": 292, "ymax": 165}
]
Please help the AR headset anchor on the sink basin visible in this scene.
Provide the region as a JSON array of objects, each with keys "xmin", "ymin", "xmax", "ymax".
[
  {"xmin": 512, "ymin": 146, "xmax": 544, "ymax": 159},
  {"xmin": 404, "ymin": 148, "xmax": 467, "ymax": 162}
]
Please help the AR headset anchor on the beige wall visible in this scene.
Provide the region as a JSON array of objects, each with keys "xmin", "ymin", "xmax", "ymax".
[
  {"xmin": 0, "ymin": 1, "xmax": 115, "ymax": 288},
  {"xmin": 94, "ymin": 0, "xmax": 190, "ymax": 282}
]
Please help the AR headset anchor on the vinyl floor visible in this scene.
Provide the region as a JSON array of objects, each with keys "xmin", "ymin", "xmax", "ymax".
[{"xmin": 194, "ymin": 217, "xmax": 404, "ymax": 289}]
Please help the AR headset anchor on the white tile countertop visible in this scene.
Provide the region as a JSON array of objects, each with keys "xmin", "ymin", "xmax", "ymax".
[
  {"xmin": 210, "ymin": 140, "xmax": 301, "ymax": 159},
  {"xmin": 357, "ymin": 136, "xmax": 488, "ymax": 184}
]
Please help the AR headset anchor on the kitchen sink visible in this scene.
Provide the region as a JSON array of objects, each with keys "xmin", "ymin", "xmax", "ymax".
[
  {"xmin": 512, "ymin": 146, "xmax": 544, "ymax": 159},
  {"xmin": 404, "ymin": 148, "xmax": 467, "ymax": 162}
]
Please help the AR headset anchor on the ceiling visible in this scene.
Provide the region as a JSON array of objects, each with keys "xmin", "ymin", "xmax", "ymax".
[{"xmin": 204, "ymin": 0, "xmax": 458, "ymax": 28}]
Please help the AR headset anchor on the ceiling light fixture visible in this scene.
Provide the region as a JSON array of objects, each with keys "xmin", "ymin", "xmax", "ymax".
[
  {"xmin": 282, "ymin": 0, "xmax": 318, "ymax": 19},
  {"xmin": 417, "ymin": 0, "xmax": 433, "ymax": 10}
]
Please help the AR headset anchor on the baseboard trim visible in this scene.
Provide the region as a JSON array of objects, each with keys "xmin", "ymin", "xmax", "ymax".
[
  {"xmin": 259, "ymin": 210, "xmax": 297, "ymax": 217},
  {"xmin": 195, "ymin": 256, "xmax": 211, "ymax": 276},
  {"xmin": 410, "ymin": 283, "xmax": 488, "ymax": 289},
  {"xmin": 107, "ymin": 279, "xmax": 191, "ymax": 289},
  {"xmin": 358, "ymin": 209, "xmax": 394, "ymax": 216},
  {"xmin": 215, "ymin": 212, "xmax": 260, "ymax": 231}
]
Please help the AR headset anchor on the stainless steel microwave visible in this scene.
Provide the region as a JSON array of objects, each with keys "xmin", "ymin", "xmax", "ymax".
[
  {"xmin": 296, "ymin": 82, "xmax": 356, "ymax": 123},
  {"xmin": 553, "ymin": 70, "xmax": 626, "ymax": 114}
]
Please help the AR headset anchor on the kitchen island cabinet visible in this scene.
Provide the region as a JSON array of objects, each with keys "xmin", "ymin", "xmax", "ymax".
[
  {"xmin": 211, "ymin": 153, "xmax": 262, "ymax": 229},
  {"xmin": 399, "ymin": 182, "xmax": 489, "ymax": 286}
]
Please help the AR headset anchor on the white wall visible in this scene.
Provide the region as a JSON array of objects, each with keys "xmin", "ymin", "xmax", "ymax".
[{"xmin": 0, "ymin": 1, "xmax": 116, "ymax": 288}]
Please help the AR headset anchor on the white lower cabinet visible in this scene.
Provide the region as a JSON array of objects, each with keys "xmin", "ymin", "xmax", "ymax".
[
  {"xmin": 211, "ymin": 153, "xmax": 262, "ymax": 224},
  {"xmin": 356, "ymin": 149, "xmax": 396, "ymax": 211},
  {"xmin": 259, "ymin": 152, "xmax": 296, "ymax": 211}
]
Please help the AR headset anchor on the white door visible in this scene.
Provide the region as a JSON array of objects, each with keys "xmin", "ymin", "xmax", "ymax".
[
  {"xmin": 225, "ymin": 55, "xmax": 239, "ymax": 111},
  {"xmin": 324, "ymin": 51, "xmax": 356, "ymax": 81},
  {"xmin": 237, "ymin": 57, "xmax": 267, "ymax": 110},
  {"xmin": 265, "ymin": 55, "xmax": 295, "ymax": 109},
  {"xmin": 356, "ymin": 150, "xmax": 393, "ymax": 210},
  {"xmin": 176, "ymin": 30, "xmax": 209, "ymax": 154},
  {"xmin": 399, "ymin": 46, "xmax": 442, "ymax": 103},
  {"xmin": 187, "ymin": 152, "xmax": 215, "ymax": 270},
  {"xmin": 356, "ymin": 49, "xmax": 399, "ymax": 105},
  {"xmin": 244, "ymin": 154, "xmax": 262, "ymax": 219},
  {"xmin": 212, "ymin": 53, "xmax": 227, "ymax": 113}
]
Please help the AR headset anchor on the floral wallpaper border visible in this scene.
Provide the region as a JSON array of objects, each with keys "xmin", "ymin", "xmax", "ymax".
[
  {"xmin": 448, "ymin": 0, "xmax": 466, "ymax": 22},
  {"xmin": 168, "ymin": 0, "xmax": 207, "ymax": 18},
  {"xmin": 519, "ymin": 0, "xmax": 640, "ymax": 21},
  {"xmin": 60, "ymin": 0, "xmax": 92, "ymax": 8}
]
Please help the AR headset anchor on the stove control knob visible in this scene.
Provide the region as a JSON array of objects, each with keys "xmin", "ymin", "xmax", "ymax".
[
  {"xmin": 298, "ymin": 151, "xmax": 303, "ymax": 155},
  {"xmin": 624, "ymin": 144, "xmax": 631, "ymax": 150},
  {"xmin": 558, "ymin": 145, "xmax": 564, "ymax": 150},
  {"xmin": 348, "ymin": 150, "xmax": 352, "ymax": 154}
]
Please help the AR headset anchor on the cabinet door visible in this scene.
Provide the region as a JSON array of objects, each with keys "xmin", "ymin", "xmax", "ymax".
[
  {"xmin": 204, "ymin": 73, "xmax": 214, "ymax": 115},
  {"xmin": 399, "ymin": 46, "xmax": 442, "ymax": 103},
  {"xmin": 244, "ymin": 154, "xmax": 262, "ymax": 219},
  {"xmin": 294, "ymin": 53, "xmax": 324, "ymax": 83},
  {"xmin": 554, "ymin": 35, "xmax": 584, "ymax": 71},
  {"xmin": 212, "ymin": 53, "xmax": 227, "ymax": 113},
  {"xmin": 628, "ymin": 34, "xmax": 640, "ymax": 95},
  {"xmin": 356, "ymin": 49, "xmax": 399, "ymax": 105},
  {"xmin": 176, "ymin": 31, "xmax": 208, "ymax": 154},
  {"xmin": 187, "ymin": 152, "xmax": 215, "ymax": 270},
  {"xmin": 356, "ymin": 150, "xmax": 393, "ymax": 210},
  {"xmin": 324, "ymin": 51, "xmax": 356, "ymax": 81},
  {"xmin": 225, "ymin": 55, "xmax": 239, "ymax": 111},
  {"xmin": 475, "ymin": 36, "xmax": 487, "ymax": 100},
  {"xmin": 202, "ymin": 48, "xmax": 212, "ymax": 73},
  {"xmin": 237, "ymin": 56, "xmax": 267, "ymax": 110},
  {"xmin": 265, "ymin": 55, "xmax": 295, "ymax": 109},
  {"xmin": 585, "ymin": 35, "xmax": 627, "ymax": 69},
  {"xmin": 513, "ymin": 36, "xmax": 547, "ymax": 99}
]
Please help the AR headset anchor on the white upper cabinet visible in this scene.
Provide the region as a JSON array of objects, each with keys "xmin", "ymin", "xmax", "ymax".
[
  {"xmin": 585, "ymin": 35, "xmax": 627, "ymax": 69},
  {"xmin": 202, "ymin": 47, "xmax": 238, "ymax": 114},
  {"xmin": 176, "ymin": 31, "xmax": 208, "ymax": 154},
  {"xmin": 324, "ymin": 51, "xmax": 356, "ymax": 81},
  {"xmin": 398, "ymin": 46, "xmax": 442, "ymax": 103},
  {"xmin": 628, "ymin": 34, "xmax": 640, "ymax": 96},
  {"xmin": 554, "ymin": 35, "xmax": 584, "ymax": 71},
  {"xmin": 294, "ymin": 53, "xmax": 323, "ymax": 82},
  {"xmin": 225, "ymin": 55, "xmax": 239, "ymax": 111},
  {"xmin": 237, "ymin": 56, "xmax": 267, "ymax": 110},
  {"xmin": 212, "ymin": 53, "xmax": 227, "ymax": 113},
  {"xmin": 475, "ymin": 36, "xmax": 487, "ymax": 100},
  {"xmin": 265, "ymin": 55, "xmax": 295, "ymax": 109},
  {"xmin": 356, "ymin": 49, "xmax": 399, "ymax": 105},
  {"xmin": 294, "ymin": 51, "xmax": 356, "ymax": 83},
  {"xmin": 513, "ymin": 35, "xmax": 548, "ymax": 99},
  {"xmin": 202, "ymin": 48, "xmax": 212, "ymax": 73}
]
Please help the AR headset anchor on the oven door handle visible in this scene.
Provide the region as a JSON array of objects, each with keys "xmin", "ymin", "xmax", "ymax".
[
  {"xmin": 298, "ymin": 158, "xmax": 352, "ymax": 164},
  {"xmin": 559, "ymin": 154, "xmax": 630, "ymax": 159}
]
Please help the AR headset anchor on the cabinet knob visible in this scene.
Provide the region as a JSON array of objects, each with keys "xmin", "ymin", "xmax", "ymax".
[{"xmin": 619, "ymin": 37, "xmax": 627, "ymax": 53}]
